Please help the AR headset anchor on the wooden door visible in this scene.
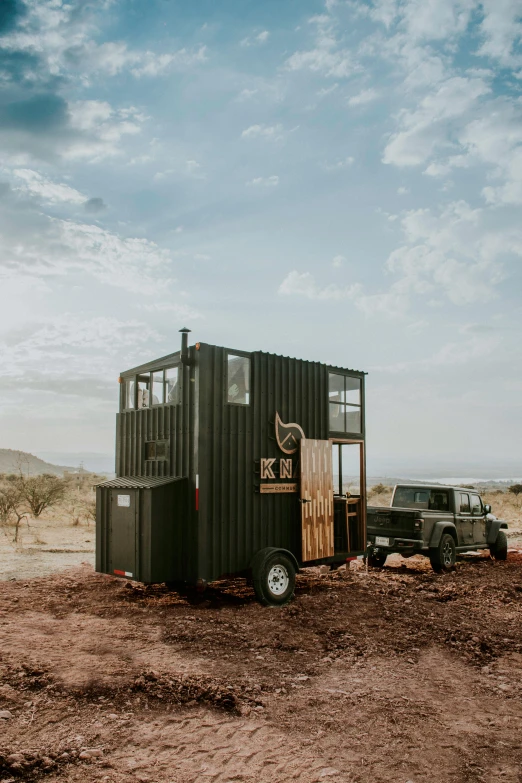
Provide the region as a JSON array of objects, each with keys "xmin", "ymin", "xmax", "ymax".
[{"xmin": 300, "ymin": 439, "xmax": 334, "ymax": 561}]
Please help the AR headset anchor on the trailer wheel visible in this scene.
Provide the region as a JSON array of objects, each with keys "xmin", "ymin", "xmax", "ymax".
[
  {"xmin": 490, "ymin": 530, "xmax": 508, "ymax": 561},
  {"xmin": 429, "ymin": 533, "xmax": 456, "ymax": 573},
  {"xmin": 368, "ymin": 552, "xmax": 387, "ymax": 568},
  {"xmin": 252, "ymin": 550, "xmax": 296, "ymax": 607}
]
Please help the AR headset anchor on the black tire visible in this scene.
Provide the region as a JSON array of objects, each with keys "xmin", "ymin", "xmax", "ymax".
[
  {"xmin": 252, "ymin": 549, "xmax": 296, "ymax": 607},
  {"xmin": 368, "ymin": 552, "xmax": 387, "ymax": 568},
  {"xmin": 490, "ymin": 530, "xmax": 508, "ymax": 561},
  {"xmin": 429, "ymin": 533, "xmax": 456, "ymax": 573}
]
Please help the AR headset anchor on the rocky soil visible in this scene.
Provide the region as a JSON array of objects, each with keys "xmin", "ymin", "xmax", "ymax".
[{"xmin": 2, "ymin": 554, "xmax": 522, "ymax": 783}]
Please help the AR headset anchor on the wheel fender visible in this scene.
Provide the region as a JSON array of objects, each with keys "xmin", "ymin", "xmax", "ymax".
[
  {"xmin": 487, "ymin": 520, "xmax": 502, "ymax": 545},
  {"xmin": 249, "ymin": 547, "xmax": 299, "ymax": 575},
  {"xmin": 429, "ymin": 523, "xmax": 457, "ymax": 548}
]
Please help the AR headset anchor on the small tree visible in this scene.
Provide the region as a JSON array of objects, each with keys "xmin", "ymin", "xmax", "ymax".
[
  {"xmin": 508, "ymin": 484, "xmax": 522, "ymax": 496},
  {"xmin": 0, "ymin": 479, "xmax": 28, "ymax": 543},
  {"xmin": 20, "ymin": 474, "xmax": 66, "ymax": 518}
]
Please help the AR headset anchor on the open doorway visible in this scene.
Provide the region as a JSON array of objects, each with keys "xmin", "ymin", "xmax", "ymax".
[{"xmin": 332, "ymin": 441, "xmax": 366, "ymax": 554}]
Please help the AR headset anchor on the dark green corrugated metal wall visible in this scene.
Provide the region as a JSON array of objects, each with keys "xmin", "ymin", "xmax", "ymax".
[{"xmin": 196, "ymin": 345, "xmax": 331, "ymax": 582}]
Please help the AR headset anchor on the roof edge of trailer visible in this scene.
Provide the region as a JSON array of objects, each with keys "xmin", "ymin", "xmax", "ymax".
[
  {"xmin": 96, "ymin": 476, "xmax": 184, "ymax": 489},
  {"xmin": 120, "ymin": 342, "xmax": 367, "ymax": 377}
]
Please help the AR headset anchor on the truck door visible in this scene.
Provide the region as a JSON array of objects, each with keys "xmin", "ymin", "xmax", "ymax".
[
  {"xmin": 300, "ymin": 439, "xmax": 334, "ymax": 561},
  {"xmin": 471, "ymin": 493, "xmax": 487, "ymax": 544},
  {"xmin": 455, "ymin": 492, "xmax": 474, "ymax": 546}
]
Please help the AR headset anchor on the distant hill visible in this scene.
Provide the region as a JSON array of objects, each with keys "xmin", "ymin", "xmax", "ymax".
[{"xmin": 0, "ymin": 449, "xmax": 74, "ymax": 476}]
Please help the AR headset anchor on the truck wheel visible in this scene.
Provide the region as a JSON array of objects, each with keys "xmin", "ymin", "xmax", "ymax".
[
  {"xmin": 490, "ymin": 531, "xmax": 508, "ymax": 561},
  {"xmin": 368, "ymin": 553, "xmax": 387, "ymax": 568},
  {"xmin": 252, "ymin": 550, "xmax": 296, "ymax": 607},
  {"xmin": 429, "ymin": 533, "xmax": 456, "ymax": 573}
]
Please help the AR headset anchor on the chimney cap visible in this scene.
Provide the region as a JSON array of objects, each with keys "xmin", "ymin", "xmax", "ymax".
[{"xmin": 179, "ymin": 327, "xmax": 191, "ymax": 333}]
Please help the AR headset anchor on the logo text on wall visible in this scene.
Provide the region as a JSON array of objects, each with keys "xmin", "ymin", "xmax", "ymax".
[{"xmin": 258, "ymin": 412, "xmax": 305, "ymax": 494}]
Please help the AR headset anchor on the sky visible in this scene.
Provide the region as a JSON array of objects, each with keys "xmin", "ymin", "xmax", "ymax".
[{"xmin": 0, "ymin": 0, "xmax": 521, "ymax": 473}]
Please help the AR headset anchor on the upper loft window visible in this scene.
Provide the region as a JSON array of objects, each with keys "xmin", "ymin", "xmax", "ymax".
[
  {"xmin": 227, "ymin": 353, "xmax": 250, "ymax": 405},
  {"xmin": 137, "ymin": 375, "xmax": 150, "ymax": 409},
  {"xmin": 123, "ymin": 365, "xmax": 180, "ymax": 410},
  {"xmin": 328, "ymin": 373, "xmax": 362, "ymax": 434}
]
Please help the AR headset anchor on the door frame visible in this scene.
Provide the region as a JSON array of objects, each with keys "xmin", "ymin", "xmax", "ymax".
[{"xmin": 329, "ymin": 438, "xmax": 366, "ymax": 525}]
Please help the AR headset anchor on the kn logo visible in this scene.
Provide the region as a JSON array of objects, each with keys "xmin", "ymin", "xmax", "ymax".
[
  {"xmin": 257, "ymin": 412, "xmax": 304, "ymax": 493},
  {"xmin": 274, "ymin": 412, "xmax": 305, "ymax": 454}
]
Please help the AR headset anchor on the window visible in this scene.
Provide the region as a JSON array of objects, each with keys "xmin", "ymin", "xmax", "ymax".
[
  {"xmin": 137, "ymin": 375, "xmax": 150, "ymax": 409},
  {"xmin": 165, "ymin": 366, "xmax": 179, "ymax": 404},
  {"xmin": 460, "ymin": 493, "xmax": 470, "ymax": 513},
  {"xmin": 152, "ymin": 371, "xmax": 164, "ymax": 405},
  {"xmin": 471, "ymin": 494, "xmax": 482, "ymax": 514},
  {"xmin": 332, "ymin": 442, "xmax": 362, "ymax": 496},
  {"xmin": 392, "ymin": 487, "xmax": 448, "ymax": 509},
  {"xmin": 145, "ymin": 441, "xmax": 169, "ymax": 461},
  {"xmin": 227, "ymin": 354, "xmax": 250, "ymax": 404},
  {"xmin": 429, "ymin": 491, "xmax": 449, "ymax": 511},
  {"xmin": 125, "ymin": 379, "xmax": 135, "ymax": 410},
  {"xmin": 328, "ymin": 373, "xmax": 361, "ymax": 433}
]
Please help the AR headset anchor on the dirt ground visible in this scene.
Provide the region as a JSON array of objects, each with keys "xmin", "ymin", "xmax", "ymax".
[{"xmin": 3, "ymin": 550, "xmax": 522, "ymax": 783}]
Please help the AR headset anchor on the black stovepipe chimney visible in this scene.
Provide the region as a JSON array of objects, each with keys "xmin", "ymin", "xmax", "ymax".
[{"xmin": 179, "ymin": 327, "xmax": 192, "ymax": 366}]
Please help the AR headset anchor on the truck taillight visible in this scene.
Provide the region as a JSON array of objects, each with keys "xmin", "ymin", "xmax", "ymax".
[{"xmin": 414, "ymin": 518, "xmax": 424, "ymax": 530}]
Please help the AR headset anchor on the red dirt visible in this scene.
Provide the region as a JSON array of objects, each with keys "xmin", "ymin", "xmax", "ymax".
[{"xmin": 2, "ymin": 554, "xmax": 522, "ymax": 782}]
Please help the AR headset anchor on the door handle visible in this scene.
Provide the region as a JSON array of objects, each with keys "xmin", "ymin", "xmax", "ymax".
[{"xmin": 300, "ymin": 499, "xmax": 311, "ymax": 504}]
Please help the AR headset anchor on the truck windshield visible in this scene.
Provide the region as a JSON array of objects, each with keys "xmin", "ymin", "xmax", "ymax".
[{"xmin": 393, "ymin": 487, "xmax": 450, "ymax": 511}]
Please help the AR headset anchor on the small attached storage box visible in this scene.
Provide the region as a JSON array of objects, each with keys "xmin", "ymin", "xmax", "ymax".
[{"xmin": 96, "ymin": 475, "xmax": 189, "ymax": 584}]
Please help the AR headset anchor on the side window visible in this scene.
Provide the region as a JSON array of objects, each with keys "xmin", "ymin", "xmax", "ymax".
[
  {"xmin": 152, "ymin": 371, "xmax": 164, "ymax": 405},
  {"xmin": 145, "ymin": 441, "xmax": 169, "ymax": 461},
  {"xmin": 125, "ymin": 379, "xmax": 135, "ymax": 410},
  {"xmin": 429, "ymin": 491, "xmax": 449, "ymax": 511},
  {"xmin": 227, "ymin": 354, "xmax": 250, "ymax": 404},
  {"xmin": 460, "ymin": 493, "xmax": 470, "ymax": 513},
  {"xmin": 137, "ymin": 375, "xmax": 150, "ymax": 409},
  {"xmin": 328, "ymin": 373, "xmax": 362, "ymax": 434},
  {"xmin": 471, "ymin": 494, "xmax": 482, "ymax": 514},
  {"xmin": 165, "ymin": 367, "xmax": 179, "ymax": 404}
]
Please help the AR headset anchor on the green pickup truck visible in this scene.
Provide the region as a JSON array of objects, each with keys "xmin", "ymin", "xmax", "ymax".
[{"xmin": 367, "ymin": 484, "xmax": 508, "ymax": 572}]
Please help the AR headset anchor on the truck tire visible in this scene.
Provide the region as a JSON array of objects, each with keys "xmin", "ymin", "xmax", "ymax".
[
  {"xmin": 252, "ymin": 550, "xmax": 296, "ymax": 607},
  {"xmin": 490, "ymin": 530, "xmax": 508, "ymax": 561},
  {"xmin": 429, "ymin": 533, "xmax": 456, "ymax": 573},
  {"xmin": 368, "ymin": 552, "xmax": 387, "ymax": 568}
]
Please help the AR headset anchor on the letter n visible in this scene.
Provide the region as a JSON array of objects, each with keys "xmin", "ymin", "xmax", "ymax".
[{"xmin": 280, "ymin": 459, "xmax": 292, "ymax": 479}]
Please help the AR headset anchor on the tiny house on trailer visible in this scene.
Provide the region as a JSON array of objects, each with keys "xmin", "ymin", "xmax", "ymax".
[{"xmin": 96, "ymin": 330, "xmax": 367, "ymax": 605}]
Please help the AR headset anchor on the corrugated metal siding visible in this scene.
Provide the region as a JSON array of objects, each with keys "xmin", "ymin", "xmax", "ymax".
[
  {"xmin": 116, "ymin": 361, "xmax": 196, "ymax": 480},
  {"xmin": 197, "ymin": 345, "xmax": 330, "ymax": 582},
  {"xmin": 96, "ymin": 476, "xmax": 179, "ymax": 489}
]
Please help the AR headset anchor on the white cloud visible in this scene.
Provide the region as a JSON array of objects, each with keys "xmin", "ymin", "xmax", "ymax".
[
  {"xmin": 278, "ymin": 200, "xmax": 520, "ymax": 317},
  {"xmin": 397, "ymin": 186, "xmax": 409, "ymax": 194},
  {"xmin": 12, "ymin": 169, "xmax": 86, "ymax": 204},
  {"xmin": 332, "ymin": 255, "xmax": 345, "ymax": 267},
  {"xmin": 248, "ymin": 175, "xmax": 279, "ymax": 187},
  {"xmin": 383, "ymin": 76, "xmax": 491, "ymax": 167},
  {"xmin": 0, "ymin": 191, "xmax": 174, "ymax": 295},
  {"xmin": 317, "ymin": 83, "xmax": 339, "ymax": 96},
  {"xmin": 278, "ymin": 271, "xmax": 361, "ymax": 300},
  {"xmin": 348, "ymin": 88, "xmax": 379, "ymax": 106},
  {"xmin": 240, "ymin": 30, "xmax": 270, "ymax": 47},
  {"xmin": 241, "ymin": 124, "xmax": 284, "ymax": 141},
  {"xmin": 322, "ymin": 156, "xmax": 354, "ymax": 171},
  {"xmin": 477, "ymin": 0, "xmax": 522, "ymax": 68},
  {"xmin": 285, "ymin": 13, "xmax": 358, "ymax": 78},
  {"xmin": 237, "ymin": 88, "xmax": 259, "ymax": 100},
  {"xmin": 0, "ymin": 1, "xmax": 207, "ymax": 82},
  {"xmin": 129, "ymin": 46, "xmax": 207, "ymax": 77}
]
